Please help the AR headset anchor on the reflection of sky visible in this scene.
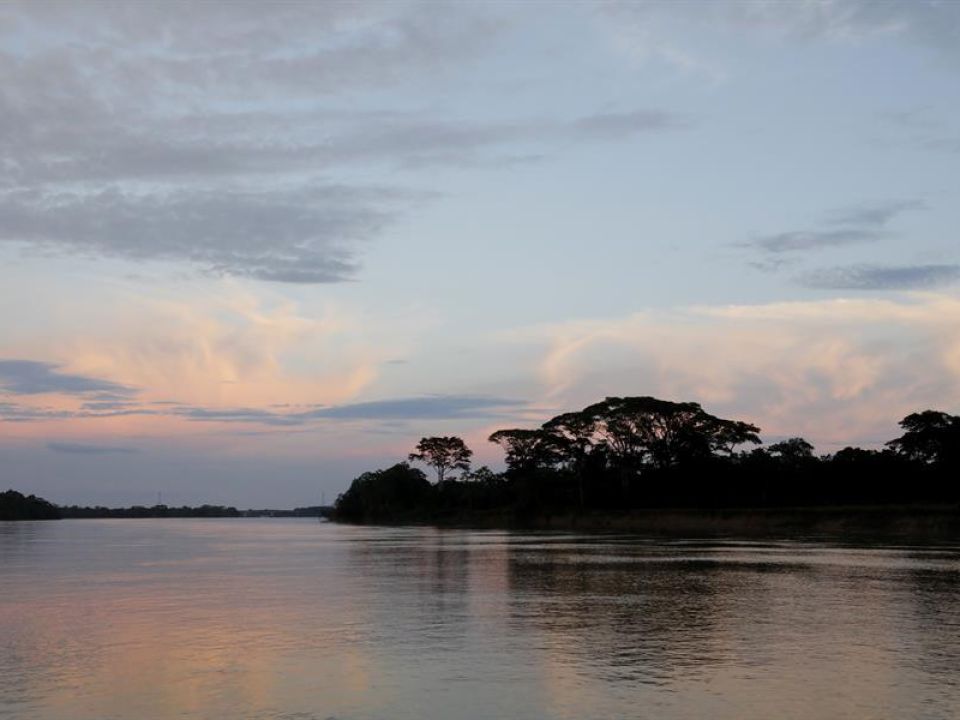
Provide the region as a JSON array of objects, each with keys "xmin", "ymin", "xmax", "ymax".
[
  {"xmin": 2, "ymin": 2, "xmax": 960, "ymax": 505},
  {"xmin": 3, "ymin": 521, "xmax": 960, "ymax": 719}
]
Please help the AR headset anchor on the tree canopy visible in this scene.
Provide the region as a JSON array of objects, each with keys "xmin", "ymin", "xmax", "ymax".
[
  {"xmin": 335, "ymin": 399, "xmax": 960, "ymax": 523},
  {"xmin": 887, "ymin": 410, "xmax": 960, "ymax": 467},
  {"xmin": 408, "ymin": 436, "xmax": 472, "ymax": 483}
]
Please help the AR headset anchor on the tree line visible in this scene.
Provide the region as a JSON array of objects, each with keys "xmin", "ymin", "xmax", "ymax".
[
  {"xmin": 0, "ymin": 490, "xmax": 61, "ymax": 521},
  {"xmin": 334, "ymin": 397, "xmax": 960, "ymax": 523}
]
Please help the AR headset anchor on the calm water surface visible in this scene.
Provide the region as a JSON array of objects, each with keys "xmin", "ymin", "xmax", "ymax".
[{"xmin": 1, "ymin": 519, "xmax": 959, "ymax": 719}]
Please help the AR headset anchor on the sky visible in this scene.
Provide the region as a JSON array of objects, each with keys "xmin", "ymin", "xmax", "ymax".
[{"xmin": 1, "ymin": 0, "xmax": 959, "ymax": 507}]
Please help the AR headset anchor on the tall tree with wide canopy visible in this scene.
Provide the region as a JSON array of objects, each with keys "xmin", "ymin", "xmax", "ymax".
[
  {"xmin": 886, "ymin": 410, "xmax": 960, "ymax": 467},
  {"xmin": 488, "ymin": 429, "xmax": 565, "ymax": 474},
  {"xmin": 541, "ymin": 411, "xmax": 597, "ymax": 506},
  {"xmin": 579, "ymin": 396, "xmax": 761, "ymax": 471},
  {"xmin": 408, "ymin": 436, "xmax": 473, "ymax": 483}
]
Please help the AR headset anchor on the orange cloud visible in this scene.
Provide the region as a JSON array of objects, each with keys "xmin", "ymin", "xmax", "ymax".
[{"xmin": 525, "ymin": 292, "xmax": 960, "ymax": 448}]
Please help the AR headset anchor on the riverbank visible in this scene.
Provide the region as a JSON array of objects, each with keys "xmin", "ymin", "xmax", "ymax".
[{"xmin": 337, "ymin": 505, "xmax": 960, "ymax": 540}]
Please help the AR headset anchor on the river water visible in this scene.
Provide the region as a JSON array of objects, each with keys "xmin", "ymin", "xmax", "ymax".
[{"xmin": 1, "ymin": 519, "xmax": 958, "ymax": 719}]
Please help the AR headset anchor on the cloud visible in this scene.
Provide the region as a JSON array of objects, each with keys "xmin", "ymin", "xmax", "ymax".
[
  {"xmin": 0, "ymin": 3, "xmax": 685, "ymax": 283},
  {"xmin": 0, "ymin": 3, "xmax": 493, "ymax": 282},
  {"xmin": 0, "ymin": 402, "xmax": 78, "ymax": 422},
  {"xmin": 520, "ymin": 292, "xmax": 960, "ymax": 448},
  {"xmin": 0, "ymin": 185, "xmax": 406, "ymax": 283},
  {"xmin": 744, "ymin": 200, "xmax": 934, "ymax": 278},
  {"xmin": 0, "ymin": 360, "xmax": 136, "ymax": 396},
  {"xmin": 47, "ymin": 442, "xmax": 139, "ymax": 455},
  {"xmin": 752, "ymin": 229, "xmax": 881, "ymax": 254},
  {"xmin": 304, "ymin": 395, "xmax": 525, "ymax": 421},
  {"xmin": 172, "ymin": 395, "xmax": 526, "ymax": 425},
  {"xmin": 601, "ymin": 1, "xmax": 960, "ymax": 70},
  {"xmin": 0, "ymin": 394, "xmax": 527, "ymax": 428},
  {"xmin": 572, "ymin": 110, "xmax": 689, "ymax": 139},
  {"xmin": 749, "ymin": 199, "xmax": 923, "ymax": 256},
  {"xmin": 172, "ymin": 406, "xmax": 302, "ymax": 426},
  {"xmin": 824, "ymin": 199, "xmax": 926, "ymax": 228},
  {"xmin": 801, "ymin": 264, "xmax": 960, "ymax": 290},
  {"xmin": 0, "ymin": 288, "xmax": 428, "ymax": 434}
]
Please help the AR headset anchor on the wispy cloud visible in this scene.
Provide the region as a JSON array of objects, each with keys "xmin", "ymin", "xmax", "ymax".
[
  {"xmin": 600, "ymin": 1, "xmax": 960, "ymax": 75},
  {"xmin": 748, "ymin": 199, "xmax": 924, "ymax": 257},
  {"xmin": 571, "ymin": 110, "xmax": 689, "ymax": 139},
  {"xmin": 47, "ymin": 442, "xmax": 139, "ymax": 455},
  {"xmin": 171, "ymin": 395, "xmax": 526, "ymax": 425},
  {"xmin": 0, "ymin": 185, "xmax": 407, "ymax": 283},
  {"xmin": 0, "ymin": 378, "xmax": 526, "ymax": 427},
  {"xmin": 521, "ymin": 292, "xmax": 960, "ymax": 448},
  {"xmin": 0, "ymin": 2, "xmax": 685, "ymax": 284},
  {"xmin": 304, "ymin": 395, "xmax": 525, "ymax": 421},
  {"xmin": 744, "ymin": 199, "xmax": 934, "ymax": 275},
  {"xmin": 752, "ymin": 228, "xmax": 882, "ymax": 254},
  {"xmin": 824, "ymin": 199, "xmax": 926, "ymax": 228},
  {"xmin": 0, "ymin": 360, "xmax": 136, "ymax": 396},
  {"xmin": 801, "ymin": 264, "xmax": 960, "ymax": 290}
]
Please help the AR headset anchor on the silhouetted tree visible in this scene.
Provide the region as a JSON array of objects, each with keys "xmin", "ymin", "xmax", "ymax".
[
  {"xmin": 335, "ymin": 462, "xmax": 431, "ymax": 521},
  {"xmin": 887, "ymin": 411, "xmax": 960, "ymax": 467},
  {"xmin": 334, "ymin": 397, "xmax": 960, "ymax": 525},
  {"xmin": 488, "ymin": 429, "xmax": 564, "ymax": 474},
  {"xmin": 580, "ymin": 396, "xmax": 760, "ymax": 471},
  {"xmin": 542, "ymin": 411, "xmax": 596, "ymax": 506},
  {"xmin": 768, "ymin": 437, "xmax": 815, "ymax": 462},
  {"xmin": 465, "ymin": 466, "xmax": 500, "ymax": 484},
  {"xmin": 409, "ymin": 436, "xmax": 472, "ymax": 483},
  {"xmin": 0, "ymin": 490, "xmax": 61, "ymax": 520}
]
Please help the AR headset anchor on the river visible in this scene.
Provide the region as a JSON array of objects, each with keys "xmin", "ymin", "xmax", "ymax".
[{"xmin": 1, "ymin": 519, "xmax": 958, "ymax": 719}]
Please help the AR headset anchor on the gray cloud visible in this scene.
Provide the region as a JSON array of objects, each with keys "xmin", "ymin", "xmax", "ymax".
[
  {"xmin": 879, "ymin": 108, "xmax": 960, "ymax": 155},
  {"xmin": 0, "ymin": 3, "xmax": 685, "ymax": 283},
  {"xmin": 824, "ymin": 199, "xmax": 926, "ymax": 228},
  {"xmin": 173, "ymin": 395, "xmax": 526, "ymax": 425},
  {"xmin": 749, "ymin": 199, "xmax": 924, "ymax": 257},
  {"xmin": 173, "ymin": 407, "xmax": 302, "ymax": 426},
  {"xmin": 0, "ymin": 3, "xmax": 483, "ymax": 283},
  {"xmin": 0, "ymin": 360, "xmax": 136, "ymax": 396},
  {"xmin": 80, "ymin": 400, "xmax": 141, "ymax": 412},
  {"xmin": 572, "ymin": 110, "xmax": 689, "ymax": 139},
  {"xmin": 47, "ymin": 442, "xmax": 140, "ymax": 455},
  {"xmin": 303, "ymin": 395, "xmax": 525, "ymax": 421},
  {"xmin": 0, "ymin": 356, "xmax": 525, "ymax": 425},
  {"xmin": 0, "ymin": 185, "xmax": 404, "ymax": 283},
  {"xmin": 752, "ymin": 228, "xmax": 881, "ymax": 254},
  {"xmin": 801, "ymin": 263, "xmax": 960, "ymax": 290},
  {"xmin": 0, "ymin": 402, "xmax": 78, "ymax": 422},
  {"xmin": 603, "ymin": 1, "xmax": 960, "ymax": 58}
]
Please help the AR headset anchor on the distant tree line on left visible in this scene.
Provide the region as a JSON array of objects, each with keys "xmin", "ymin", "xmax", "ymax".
[
  {"xmin": 0, "ymin": 492, "xmax": 331, "ymax": 521},
  {"xmin": 58, "ymin": 505, "xmax": 330, "ymax": 518}
]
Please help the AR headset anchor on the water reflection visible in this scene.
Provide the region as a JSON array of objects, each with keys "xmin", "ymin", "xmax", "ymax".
[{"xmin": 1, "ymin": 521, "xmax": 959, "ymax": 720}]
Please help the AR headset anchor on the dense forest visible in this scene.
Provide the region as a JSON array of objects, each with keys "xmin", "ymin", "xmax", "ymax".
[
  {"xmin": 334, "ymin": 396, "xmax": 960, "ymax": 524},
  {"xmin": 0, "ymin": 490, "xmax": 61, "ymax": 520}
]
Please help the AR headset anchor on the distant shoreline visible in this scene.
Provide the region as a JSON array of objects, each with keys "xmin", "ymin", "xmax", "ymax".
[{"xmin": 0, "ymin": 490, "xmax": 334, "ymax": 522}]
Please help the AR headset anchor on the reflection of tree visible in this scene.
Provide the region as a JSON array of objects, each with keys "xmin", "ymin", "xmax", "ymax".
[
  {"xmin": 505, "ymin": 541, "xmax": 804, "ymax": 684},
  {"xmin": 346, "ymin": 529, "xmax": 473, "ymax": 646},
  {"xmin": 906, "ymin": 562, "xmax": 960, "ymax": 682}
]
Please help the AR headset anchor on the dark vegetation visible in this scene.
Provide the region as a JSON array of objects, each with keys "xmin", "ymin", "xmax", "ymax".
[
  {"xmin": 0, "ymin": 490, "xmax": 61, "ymax": 520},
  {"xmin": 334, "ymin": 397, "xmax": 960, "ymax": 525},
  {"xmin": 1, "ymin": 494, "xmax": 332, "ymax": 521},
  {"xmin": 57, "ymin": 504, "xmax": 332, "ymax": 519}
]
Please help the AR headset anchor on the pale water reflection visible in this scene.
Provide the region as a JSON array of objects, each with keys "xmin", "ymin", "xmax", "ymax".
[{"xmin": 1, "ymin": 520, "xmax": 959, "ymax": 719}]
